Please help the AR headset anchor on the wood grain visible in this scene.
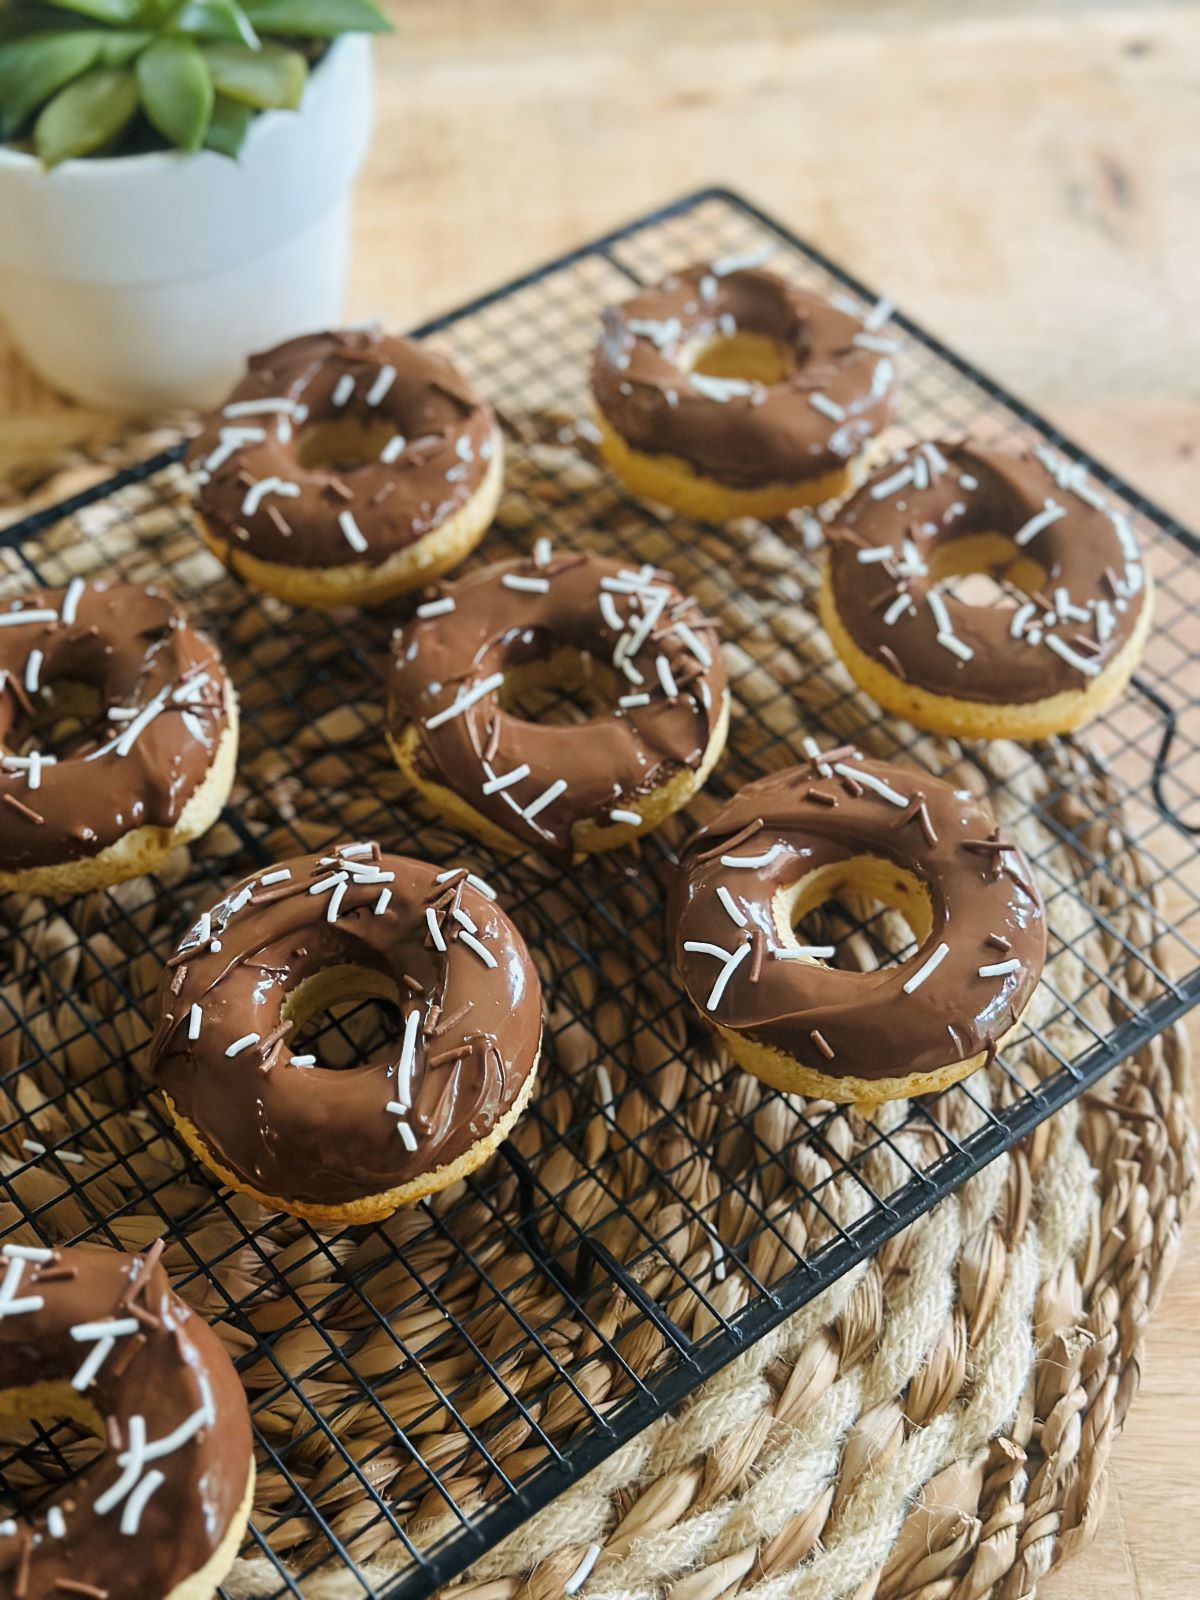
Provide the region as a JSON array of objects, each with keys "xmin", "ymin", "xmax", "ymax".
[{"xmin": 0, "ymin": 2, "xmax": 1197, "ymax": 1593}]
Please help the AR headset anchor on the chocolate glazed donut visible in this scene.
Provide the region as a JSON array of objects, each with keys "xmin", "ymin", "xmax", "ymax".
[
  {"xmin": 189, "ymin": 328, "xmax": 504, "ymax": 609},
  {"xmin": 0, "ymin": 1240, "xmax": 252, "ymax": 1600},
  {"xmin": 150, "ymin": 845, "xmax": 542, "ymax": 1225},
  {"xmin": 671, "ymin": 746, "xmax": 1046, "ymax": 1107},
  {"xmin": 0, "ymin": 581, "xmax": 237, "ymax": 897},
  {"xmin": 820, "ymin": 440, "xmax": 1153, "ymax": 740},
  {"xmin": 386, "ymin": 549, "xmax": 730, "ymax": 860},
  {"xmin": 591, "ymin": 255, "xmax": 896, "ymax": 520}
]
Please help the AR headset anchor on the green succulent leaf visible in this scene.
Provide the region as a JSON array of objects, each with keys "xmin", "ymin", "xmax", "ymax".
[
  {"xmin": 172, "ymin": 0, "xmax": 258, "ymax": 48},
  {"xmin": 202, "ymin": 38, "xmax": 303, "ymax": 108},
  {"xmin": 33, "ymin": 63, "xmax": 138, "ymax": 164},
  {"xmin": 0, "ymin": 27, "xmax": 99, "ymax": 137},
  {"xmin": 40, "ymin": 0, "xmax": 145, "ymax": 24},
  {"xmin": 136, "ymin": 34, "xmax": 211, "ymax": 149},
  {"xmin": 240, "ymin": 0, "xmax": 389, "ymax": 37},
  {"xmin": 202, "ymin": 87, "xmax": 249, "ymax": 154},
  {"xmin": 97, "ymin": 26, "xmax": 153, "ymax": 63}
]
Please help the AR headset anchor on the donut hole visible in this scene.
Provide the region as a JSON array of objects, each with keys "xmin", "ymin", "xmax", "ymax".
[
  {"xmin": 0, "ymin": 1381, "xmax": 104, "ymax": 1512},
  {"xmin": 4, "ymin": 678, "xmax": 106, "ymax": 761},
  {"xmin": 776, "ymin": 855, "xmax": 932, "ymax": 973},
  {"xmin": 283, "ymin": 964, "xmax": 406, "ymax": 1069},
  {"xmin": 926, "ymin": 532, "xmax": 1048, "ymax": 610},
  {"xmin": 497, "ymin": 646, "xmax": 623, "ymax": 728},
  {"xmin": 295, "ymin": 415, "xmax": 399, "ymax": 473},
  {"xmin": 682, "ymin": 330, "xmax": 789, "ymax": 386}
]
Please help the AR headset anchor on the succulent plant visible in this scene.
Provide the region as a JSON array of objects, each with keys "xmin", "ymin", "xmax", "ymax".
[{"xmin": 0, "ymin": 0, "xmax": 389, "ymax": 166}]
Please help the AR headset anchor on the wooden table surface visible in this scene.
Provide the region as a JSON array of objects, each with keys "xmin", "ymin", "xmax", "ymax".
[{"xmin": 1, "ymin": 1, "xmax": 1198, "ymax": 1591}]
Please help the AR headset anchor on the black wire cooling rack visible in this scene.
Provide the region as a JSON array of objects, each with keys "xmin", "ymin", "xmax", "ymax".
[{"xmin": 1, "ymin": 187, "xmax": 1198, "ymax": 1600}]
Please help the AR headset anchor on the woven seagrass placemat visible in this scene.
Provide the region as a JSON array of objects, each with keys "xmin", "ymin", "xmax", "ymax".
[{"xmin": 0, "ymin": 425, "xmax": 1194, "ymax": 1600}]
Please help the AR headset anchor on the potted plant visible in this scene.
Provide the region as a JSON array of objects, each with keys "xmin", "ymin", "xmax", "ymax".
[{"xmin": 0, "ymin": 0, "xmax": 389, "ymax": 410}]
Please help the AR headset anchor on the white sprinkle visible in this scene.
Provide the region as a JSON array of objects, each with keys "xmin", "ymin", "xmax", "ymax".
[
  {"xmin": 332, "ymin": 373, "xmax": 355, "ymax": 407},
  {"xmin": 188, "ymin": 1004, "xmax": 202, "ymax": 1041},
  {"xmin": 46, "ymin": 1505, "xmax": 66, "ymax": 1538},
  {"xmin": 26, "ymin": 751, "xmax": 44, "ymax": 790},
  {"xmin": 599, "ymin": 591, "xmax": 624, "ymax": 632},
  {"xmin": 711, "ymin": 244, "xmax": 774, "ymax": 276},
  {"xmin": 0, "ymin": 1295, "xmax": 44, "ymax": 1314},
  {"xmin": 61, "ymin": 578, "xmax": 85, "ymax": 626},
  {"xmin": 871, "ymin": 358, "xmax": 894, "ymax": 397},
  {"xmin": 373, "ymin": 887, "xmax": 392, "ymax": 917},
  {"xmin": 1010, "ymin": 602, "xmax": 1037, "ymax": 639},
  {"xmin": 459, "ymin": 930, "xmax": 497, "ymax": 968},
  {"xmin": 959, "ymin": 473, "xmax": 979, "ymax": 490},
  {"xmin": 71, "ymin": 1337, "xmax": 116, "ymax": 1392},
  {"xmin": 856, "ymin": 544, "xmax": 895, "ymax": 564},
  {"xmin": 242, "ymin": 476, "xmax": 300, "ymax": 517},
  {"xmin": 863, "ymin": 296, "xmax": 895, "ymax": 332},
  {"xmin": 1095, "ymin": 600, "xmax": 1114, "ymax": 643},
  {"xmin": 94, "ymin": 1415, "xmax": 146, "ymax": 1517},
  {"xmin": 291, "ymin": 1055, "xmax": 317, "ymax": 1068},
  {"xmin": 1044, "ymin": 634, "xmax": 1101, "ymax": 676},
  {"xmin": 259, "ymin": 867, "xmax": 292, "ymax": 886},
  {"xmin": 452, "ymin": 906, "xmax": 478, "ymax": 933},
  {"xmin": 0, "ymin": 608, "xmax": 56, "ymax": 628},
  {"xmin": 223, "ymin": 397, "xmax": 297, "ymax": 419},
  {"xmin": 366, "ymin": 364, "xmax": 396, "ymax": 406},
  {"xmin": 610, "ymin": 808, "xmax": 642, "ymax": 826},
  {"xmin": 911, "ymin": 454, "xmax": 929, "ymax": 491},
  {"xmin": 24, "ymin": 649, "xmax": 42, "ymax": 694},
  {"xmin": 534, "ymin": 537, "xmax": 553, "ymax": 567},
  {"xmin": 225, "ymin": 1033, "xmax": 260, "ymax": 1058},
  {"xmin": 655, "ymin": 656, "xmax": 679, "ymax": 698},
  {"xmin": 673, "ymin": 622, "xmax": 713, "ymax": 667},
  {"xmin": 466, "ymin": 872, "xmax": 497, "ymax": 899},
  {"xmin": 833, "ymin": 763, "xmax": 908, "ymax": 806},
  {"xmin": 883, "ymin": 594, "xmax": 915, "ymax": 626},
  {"xmin": 392, "ymin": 1008, "xmax": 422, "ymax": 1106},
  {"xmin": 979, "ymin": 958, "xmax": 1021, "ymax": 977},
  {"xmin": 523, "ymin": 777, "xmax": 567, "ymax": 821},
  {"xmin": 502, "ymin": 573, "xmax": 551, "ymax": 593},
  {"xmin": 309, "ymin": 870, "xmax": 347, "ymax": 896},
  {"xmin": 626, "ymin": 315, "xmax": 682, "ymax": 346},
  {"xmin": 938, "ymin": 631, "xmax": 975, "ymax": 662},
  {"xmin": 619, "ymin": 692, "xmax": 651, "ymax": 709},
  {"xmin": 690, "ymin": 373, "xmax": 757, "ymax": 402},
  {"xmin": 227, "ymin": 887, "xmax": 253, "ymax": 915},
  {"xmin": 202, "ymin": 425, "xmax": 266, "ymax": 474},
  {"xmin": 426, "ymin": 906, "xmax": 447, "ymax": 951},
  {"xmin": 706, "ymin": 939, "xmax": 752, "ymax": 1011},
  {"xmin": 927, "ymin": 590, "xmax": 953, "ymax": 636},
  {"xmin": 394, "ymin": 1120, "xmax": 418, "ymax": 1152},
  {"xmin": 20, "ymin": 1140, "xmax": 46, "ymax": 1157},
  {"xmin": 853, "ymin": 332, "xmax": 899, "ymax": 354},
  {"xmin": 417, "ymin": 597, "xmax": 455, "ymax": 618},
  {"xmin": 716, "ymin": 886, "xmax": 747, "ymax": 927},
  {"xmin": 902, "ymin": 942, "xmax": 950, "ymax": 994},
  {"xmin": 870, "ymin": 465, "xmax": 914, "ymax": 500},
  {"xmin": 922, "ymin": 441, "xmax": 949, "ymax": 476},
  {"xmin": 809, "ymin": 392, "xmax": 846, "ymax": 423},
  {"xmin": 325, "ymin": 879, "xmax": 347, "ymax": 921},
  {"xmin": 565, "ymin": 1542, "xmax": 603, "ymax": 1596},
  {"xmin": 699, "ymin": 273, "xmax": 719, "ymax": 303},
  {"xmin": 721, "ymin": 843, "xmax": 784, "ymax": 870},
  {"xmin": 381, "ymin": 434, "xmax": 407, "ymax": 464},
  {"xmin": 72, "ymin": 1316, "xmax": 138, "ymax": 1346},
  {"xmin": 483, "ymin": 763, "xmax": 530, "ymax": 795},
  {"xmin": 775, "ymin": 945, "xmax": 836, "ymax": 961},
  {"xmin": 0, "ymin": 1245, "xmax": 54, "ymax": 1262},
  {"xmin": 1013, "ymin": 498, "xmax": 1066, "ymax": 548},
  {"xmin": 425, "ymin": 671, "xmax": 505, "ymax": 731},
  {"xmin": 574, "ymin": 416, "xmax": 603, "ymax": 445},
  {"xmin": 338, "ymin": 510, "xmax": 368, "ymax": 553},
  {"xmin": 120, "ymin": 1467, "xmax": 165, "ymax": 1536}
]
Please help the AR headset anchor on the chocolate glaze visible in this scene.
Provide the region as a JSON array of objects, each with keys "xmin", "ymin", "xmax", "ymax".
[
  {"xmin": 591, "ymin": 263, "xmax": 894, "ymax": 487},
  {"xmin": 149, "ymin": 846, "xmax": 542, "ymax": 1207},
  {"xmin": 671, "ymin": 751, "xmax": 1046, "ymax": 1082},
  {"xmin": 826, "ymin": 441, "xmax": 1149, "ymax": 702},
  {"xmin": 387, "ymin": 552, "xmax": 728, "ymax": 860},
  {"xmin": 188, "ymin": 329, "xmax": 497, "ymax": 571},
  {"xmin": 0, "ymin": 1241, "xmax": 251, "ymax": 1600},
  {"xmin": 0, "ymin": 582, "xmax": 232, "ymax": 870}
]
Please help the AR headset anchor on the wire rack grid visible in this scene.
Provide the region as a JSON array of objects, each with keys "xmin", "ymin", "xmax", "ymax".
[{"xmin": 0, "ymin": 187, "xmax": 1197, "ymax": 1600}]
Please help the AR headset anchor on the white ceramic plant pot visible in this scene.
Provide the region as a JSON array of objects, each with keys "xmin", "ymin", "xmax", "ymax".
[{"xmin": 0, "ymin": 35, "xmax": 373, "ymax": 411}]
